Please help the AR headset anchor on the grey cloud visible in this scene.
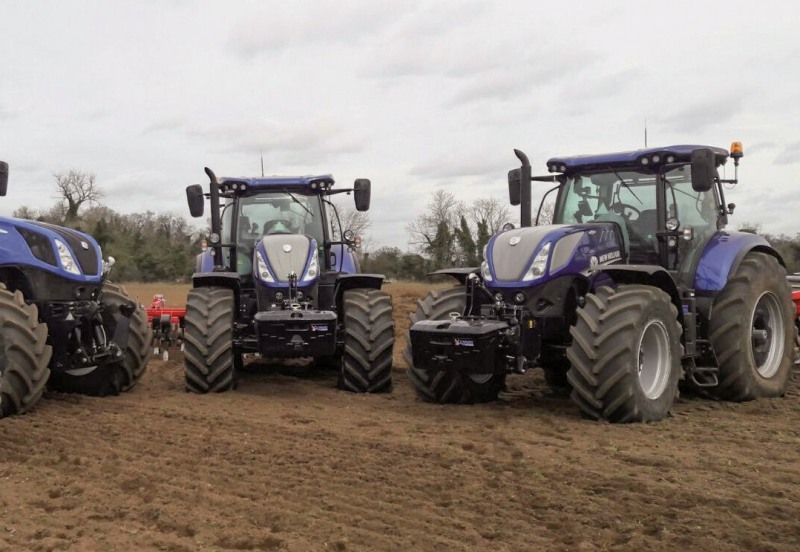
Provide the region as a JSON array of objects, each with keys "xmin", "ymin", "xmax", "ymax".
[
  {"xmin": 143, "ymin": 117, "xmax": 189, "ymax": 134},
  {"xmin": 227, "ymin": 2, "xmax": 401, "ymax": 58},
  {"xmin": 658, "ymin": 95, "xmax": 744, "ymax": 133},
  {"xmin": 180, "ymin": 119, "xmax": 366, "ymax": 161},
  {"xmin": 774, "ymin": 141, "xmax": 800, "ymax": 165},
  {"xmin": 409, "ymin": 154, "xmax": 506, "ymax": 180}
]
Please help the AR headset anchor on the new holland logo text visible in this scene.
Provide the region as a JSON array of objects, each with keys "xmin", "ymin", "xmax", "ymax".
[
  {"xmin": 598, "ymin": 250, "xmax": 621, "ymax": 263},
  {"xmin": 310, "ymin": 325, "xmax": 328, "ymax": 332},
  {"xmin": 454, "ymin": 338, "xmax": 474, "ymax": 347}
]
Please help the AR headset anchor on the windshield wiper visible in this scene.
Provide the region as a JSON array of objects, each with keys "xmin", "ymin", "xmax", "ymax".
[
  {"xmin": 281, "ymin": 188, "xmax": 313, "ymax": 217},
  {"xmin": 608, "ymin": 167, "xmax": 642, "ymax": 205}
]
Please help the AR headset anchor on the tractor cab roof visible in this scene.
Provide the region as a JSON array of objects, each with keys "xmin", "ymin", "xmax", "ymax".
[
  {"xmin": 218, "ymin": 174, "xmax": 334, "ymax": 194},
  {"xmin": 546, "ymin": 145, "xmax": 729, "ymax": 174}
]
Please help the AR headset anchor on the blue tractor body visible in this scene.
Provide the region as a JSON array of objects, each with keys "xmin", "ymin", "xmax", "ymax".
[
  {"xmin": 0, "ymin": 161, "xmax": 152, "ymax": 418},
  {"xmin": 407, "ymin": 144, "xmax": 793, "ymax": 422},
  {"xmin": 184, "ymin": 169, "xmax": 394, "ymax": 394}
]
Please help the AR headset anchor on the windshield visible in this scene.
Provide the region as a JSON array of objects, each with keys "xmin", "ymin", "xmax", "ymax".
[{"xmin": 229, "ymin": 192, "xmax": 324, "ymax": 246}]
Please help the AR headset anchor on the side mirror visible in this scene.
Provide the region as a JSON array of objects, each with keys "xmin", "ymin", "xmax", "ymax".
[
  {"xmin": 353, "ymin": 179, "xmax": 371, "ymax": 211},
  {"xmin": 186, "ymin": 184, "xmax": 205, "ymax": 217},
  {"xmin": 0, "ymin": 161, "xmax": 8, "ymax": 197},
  {"xmin": 691, "ymin": 148, "xmax": 716, "ymax": 192},
  {"xmin": 508, "ymin": 168, "xmax": 521, "ymax": 206}
]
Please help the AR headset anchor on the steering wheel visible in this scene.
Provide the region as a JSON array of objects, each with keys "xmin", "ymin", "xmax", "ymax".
[
  {"xmin": 263, "ymin": 219, "xmax": 297, "ymax": 235},
  {"xmin": 609, "ymin": 202, "xmax": 641, "ymax": 221}
]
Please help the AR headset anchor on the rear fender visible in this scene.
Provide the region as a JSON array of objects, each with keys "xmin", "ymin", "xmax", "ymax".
[{"xmin": 694, "ymin": 231, "xmax": 784, "ymax": 292}]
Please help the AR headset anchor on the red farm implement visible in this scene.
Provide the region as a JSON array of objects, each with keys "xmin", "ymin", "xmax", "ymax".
[{"xmin": 145, "ymin": 295, "xmax": 185, "ymax": 360}]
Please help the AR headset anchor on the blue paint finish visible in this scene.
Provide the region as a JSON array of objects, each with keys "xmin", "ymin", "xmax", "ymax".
[
  {"xmin": 198, "ymin": 249, "xmax": 214, "ymax": 273},
  {"xmin": 547, "ymin": 145, "xmax": 729, "ymax": 173},
  {"xmin": 486, "ymin": 223, "xmax": 623, "ymax": 289},
  {"xmin": 694, "ymin": 231, "xmax": 774, "ymax": 291},
  {"xmin": 219, "ymin": 174, "xmax": 334, "ymax": 190},
  {"xmin": 0, "ymin": 217, "xmax": 103, "ymax": 283}
]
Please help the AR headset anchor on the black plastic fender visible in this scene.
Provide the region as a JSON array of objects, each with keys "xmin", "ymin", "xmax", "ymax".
[
  {"xmin": 591, "ymin": 265, "xmax": 683, "ymax": 326},
  {"xmin": 428, "ymin": 267, "xmax": 480, "ymax": 286},
  {"xmin": 192, "ymin": 271, "xmax": 242, "ymax": 312}
]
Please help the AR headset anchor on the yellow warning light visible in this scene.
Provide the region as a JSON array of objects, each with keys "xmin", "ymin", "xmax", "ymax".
[{"xmin": 730, "ymin": 141, "xmax": 743, "ymax": 159}]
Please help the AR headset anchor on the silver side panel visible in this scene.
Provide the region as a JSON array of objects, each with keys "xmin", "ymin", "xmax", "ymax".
[
  {"xmin": 550, "ymin": 232, "xmax": 584, "ymax": 273},
  {"xmin": 262, "ymin": 234, "xmax": 311, "ymax": 282},
  {"xmin": 491, "ymin": 225, "xmax": 569, "ymax": 282}
]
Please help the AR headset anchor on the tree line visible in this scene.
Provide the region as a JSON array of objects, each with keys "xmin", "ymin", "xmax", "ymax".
[
  {"xmin": 14, "ymin": 170, "xmax": 203, "ymax": 282},
  {"xmin": 16, "ymin": 170, "xmax": 794, "ymax": 283}
]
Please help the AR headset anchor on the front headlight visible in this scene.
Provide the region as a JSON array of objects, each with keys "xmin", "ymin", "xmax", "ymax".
[
  {"xmin": 522, "ymin": 242, "xmax": 551, "ymax": 282},
  {"xmin": 55, "ymin": 239, "xmax": 81, "ymax": 275},
  {"xmin": 256, "ymin": 250, "xmax": 275, "ymax": 282},
  {"xmin": 301, "ymin": 251, "xmax": 319, "ymax": 282},
  {"xmin": 480, "ymin": 260, "xmax": 493, "ymax": 281}
]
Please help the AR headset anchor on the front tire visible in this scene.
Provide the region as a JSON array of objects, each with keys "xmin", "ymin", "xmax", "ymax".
[
  {"xmin": 100, "ymin": 282, "xmax": 152, "ymax": 392},
  {"xmin": 338, "ymin": 289, "xmax": 394, "ymax": 393},
  {"xmin": 709, "ymin": 252, "xmax": 793, "ymax": 400},
  {"xmin": 0, "ymin": 285, "xmax": 51, "ymax": 418},
  {"xmin": 184, "ymin": 287, "xmax": 235, "ymax": 393},
  {"xmin": 567, "ymin": 285, "xmax": 682, "ymax": 423},
  {"xmin": 404, "ymin": 287, "xmax": 505, "ymax": 404}
]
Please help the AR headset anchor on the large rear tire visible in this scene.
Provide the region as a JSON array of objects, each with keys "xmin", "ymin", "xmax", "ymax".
[
  {"xmin": 100, "ymin": 282, "xmax": 152, "ymax": 392},
  {"xmin": 338, "ymin": 289, "xmax": 394, "ymax": 393},
  {"xmin": 184, "ymin": 287, "xmax": 236, "ymax": 393},
  {"xmin": 709, "ymin": 252, "xmax": 793, "ymax": 400},
  {"xmin": 566, "ymin": 285, "xmax": 682, "ymax": 423},
  {"xmin": 0, "ymin": 285, "xmax": 51, "ymax": 418},
  {"xmin": 404, "ymin": 287, "xmax": 505, "ymax": 404}
]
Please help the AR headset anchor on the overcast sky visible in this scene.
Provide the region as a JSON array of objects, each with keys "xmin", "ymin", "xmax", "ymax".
[{"xmin": 1, "ymin": 0, "xmax": 798, "ymax": 249}]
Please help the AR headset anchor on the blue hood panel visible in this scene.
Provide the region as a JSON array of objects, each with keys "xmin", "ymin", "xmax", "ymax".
[{"xmin": 0, "ymin": 216, "xmax": 103, "ymax": 283}]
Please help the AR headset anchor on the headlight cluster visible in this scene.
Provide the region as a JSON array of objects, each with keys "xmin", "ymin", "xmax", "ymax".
[
  {"xmin": 55, "ymin": 239, "xmax": 81, "ymax": 275},
  {"xmin": 256, "ymin": 250, "xmax": 275, "ymax": 282},
  {"xmin": 480, "ymin": 243, "xmax": 493, "ymax": 281},
  {"xmin": 301, "ymin": 251, "xmax": 319, "ymax": 282},
  {"xmin": 522, "ymin": 242, "xmax": 551, "ymax": 282}
]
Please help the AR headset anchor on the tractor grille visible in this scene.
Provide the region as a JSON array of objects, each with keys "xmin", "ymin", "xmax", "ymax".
[{"xmin": 27, "ymin": 222, "xmax": 100, "ymax": 276}]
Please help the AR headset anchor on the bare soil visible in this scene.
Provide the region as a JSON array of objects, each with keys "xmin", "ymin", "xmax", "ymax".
[{"xmin": 2, "ymin": 282, "xmax": 800, "ymax": 551}]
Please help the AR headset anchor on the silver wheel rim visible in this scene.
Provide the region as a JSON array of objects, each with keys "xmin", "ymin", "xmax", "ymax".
[
  {"xmin": 751, "ymin": 291, "xmax": 785, "ymax": 378},
  {"xmin": 637, "ymin": 319, "xmax": 671, "ymax": 400},
  {"xmin": 468, "ymin": 374, "xmax": 493, "ymax": 384}
]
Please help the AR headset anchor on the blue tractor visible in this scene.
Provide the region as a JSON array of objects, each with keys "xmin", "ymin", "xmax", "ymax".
[
  {"xmin": 184, "ymin": 168, "xmax": 393, "ymax": 393},
  {"xmin": 406, "ymin": 144, "xmax": 793, "ymax": 422},
  {"xmin": 0, "ymin": 160, "xmax": 152, "ymax": 418}
]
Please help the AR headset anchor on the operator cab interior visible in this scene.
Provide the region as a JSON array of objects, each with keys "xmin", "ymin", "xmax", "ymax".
[{"xmin": 555, "ymin": 166, "xmax": 719, "ymax": 267}]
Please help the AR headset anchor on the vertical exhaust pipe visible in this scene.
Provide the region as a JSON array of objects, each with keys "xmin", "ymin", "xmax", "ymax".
[
  {"xmin": 204, "ymin": 167, "xmax": 224, "ymax": 270},
  {"xmin": 514, "ymin": 149, "xmax": 532, "ymax": 227}
]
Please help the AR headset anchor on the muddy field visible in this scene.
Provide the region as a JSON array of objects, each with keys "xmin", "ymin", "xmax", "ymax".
[{"xmin": 2, "ymin": 282, "xmax": 800, "ymax": 551}]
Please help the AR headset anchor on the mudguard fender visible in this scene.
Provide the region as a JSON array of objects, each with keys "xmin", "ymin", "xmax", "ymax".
[{"xmin": 694, "ymin": 231, "xmax": 784, "ymax": 292}]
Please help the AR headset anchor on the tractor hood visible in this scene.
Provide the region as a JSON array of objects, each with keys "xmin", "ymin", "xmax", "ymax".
[
  {"xmin": 483, "ymin": 224, "xmax": 623, "ymax": 287},
  {"xmin": 0, "ymin": 216, "xmax": 103, "ymax": 281},
  {"xmin": 254, "ymin": 234, "xmax": 319, "ymax": 286}
]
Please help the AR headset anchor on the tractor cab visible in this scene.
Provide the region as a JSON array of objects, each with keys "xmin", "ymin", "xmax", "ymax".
[{"xmin": 531, "ymin": 145, "xmax": 734, "ymax": 285}]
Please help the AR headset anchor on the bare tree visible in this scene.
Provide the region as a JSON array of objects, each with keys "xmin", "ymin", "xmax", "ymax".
[
  {"xmin": 468, "ymin": 197, "xmax": 511, "ymax": 234},
  {"xmin": 54, "ymin": 170, "xmax": 103, "ymax": 222},
  {"xmin": 12, "ymin": 205, "xmax": 38, "ymax": 220},
  {"xmin": 406, "ymin": 190, "xmax": 464, "ymax": 265},
  {"xmin": 330, "ymin": 206, "xmax": 371, "ymax": 239}
]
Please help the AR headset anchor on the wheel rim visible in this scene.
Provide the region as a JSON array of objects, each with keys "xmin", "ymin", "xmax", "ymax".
[
  {"xmin": 751, "ymin": 291, "xmax": 785, "ymax": 378},
  {"xmin": 468, "ymin": 374, "xmax": 493, "ymax": 384},
  {"xmin": 637, "ymin": 319, "xmax": 671, "ymax": 400}
]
